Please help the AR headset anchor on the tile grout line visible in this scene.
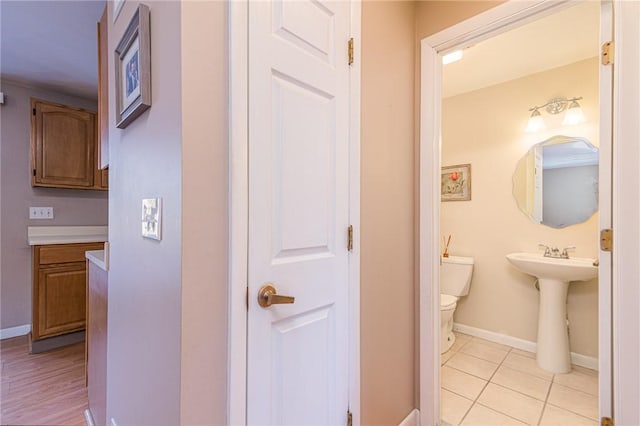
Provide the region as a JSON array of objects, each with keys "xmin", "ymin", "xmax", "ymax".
[
  {"xmin": 457, "ymin": 343, "xmax": 513, "ymax": 425},
  {"xmin": 537, "ymin": 371, "xmax": 555, "ymax": 426}
]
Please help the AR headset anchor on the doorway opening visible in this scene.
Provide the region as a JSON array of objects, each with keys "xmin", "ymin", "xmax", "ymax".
[{"xmin": 419, "ymin": 2, "xmax": 612, "ymax": 424}]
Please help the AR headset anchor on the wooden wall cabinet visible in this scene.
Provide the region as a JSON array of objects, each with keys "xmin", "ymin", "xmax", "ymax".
[
  {"xmin": 32, "ymin": 243, "xmax": 104, "ymax": 341},
  {"xmin": 30, "ymin": 98, "xmax": 108, "ymax": 191}
]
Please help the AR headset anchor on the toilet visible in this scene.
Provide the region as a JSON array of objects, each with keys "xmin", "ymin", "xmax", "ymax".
[{"xmin": 440, "ymin": 255, "xmax": 474, "ymax": 353}]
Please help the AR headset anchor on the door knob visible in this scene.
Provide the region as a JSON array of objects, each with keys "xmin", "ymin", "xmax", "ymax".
[{"xmin": 258, "ymin": 284, "xmax": 295, "ymax": 308}]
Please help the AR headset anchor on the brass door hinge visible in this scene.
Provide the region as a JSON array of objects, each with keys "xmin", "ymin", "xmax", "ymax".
[
  {"xmin": 601, "ymin": 228, "xmax": 613, "ymax": 252},
  {"xmin": 347, "ymin": 410, "xmax": 353, "ymax": 426},
  {"xmin": 602, "ymin": 41, "xmax": 614, "ymax": 65},
  {"xmin": 347, "ymin": 225, "xmax": 354, "ymax": 251},
  {"xmin": 348, "ymin": 38, "xmax": 354, "ymax": 66},
  {"xmin": 601, "ymin": 416, "xmax": 614, "ymax": 426}
]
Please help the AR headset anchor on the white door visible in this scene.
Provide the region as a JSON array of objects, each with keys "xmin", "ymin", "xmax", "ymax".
[{"xmin": 247, "ymin": 1, "xmax": 351, "ymax": 424}]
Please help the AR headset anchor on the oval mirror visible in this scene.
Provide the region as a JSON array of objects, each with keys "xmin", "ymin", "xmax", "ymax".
[{"xmin": 512, "ymin": 135, "xmax": 598, "ymax": 228}]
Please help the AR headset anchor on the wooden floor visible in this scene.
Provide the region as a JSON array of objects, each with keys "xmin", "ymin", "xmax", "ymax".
[{"xmin": 1, "ymin": 335, "xmax": 87, "ymax": 426}]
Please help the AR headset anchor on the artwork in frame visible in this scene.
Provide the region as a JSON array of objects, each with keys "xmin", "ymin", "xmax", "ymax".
[
  {"xmin": 141, "ymin": 198, "xmax": 162, "ymax": 240},
  {"xmin": 115, "ymin": 4, "xmax": 150, "ymax": 129},
  {"xmin": 441, "ymin": 163, "xmax": 472, "ymax": 201}
]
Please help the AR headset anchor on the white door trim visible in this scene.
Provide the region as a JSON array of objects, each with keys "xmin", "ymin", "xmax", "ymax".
[
  {"xmin": 419, "ymin": 1, "xmax": 614, "ymax": 424},
  {"xmin": 228, "ymin": 1, "xmax": 249, "ymax": 423},
  {"xmin": 228, "ymin": 1, "xmax": 361, "ymax": 423},
  {"xmin": 611, "ymin": 1, "xmax": 640, "ymax": 423},
  {"xmin": 348, "ymin": 1, "xmax": 362, "ymax": 423}
]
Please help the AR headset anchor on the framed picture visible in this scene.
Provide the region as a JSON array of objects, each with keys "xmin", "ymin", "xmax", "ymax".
[
  {"xmin": 115, "ymin": 4, "xmax": 151, "ymax": 129},
  {"xmin": 141, "ymin": 198, "xmax": 162, "ymax": 240},
  {"xmin": 441, "ymin": 163, "xmax": 471, "ymax": 201}
]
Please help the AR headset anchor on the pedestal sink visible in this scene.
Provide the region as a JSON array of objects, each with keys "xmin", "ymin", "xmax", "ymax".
[{"xmin": 506, "ymin": 252, "xmax": 597, "ymax": 373}]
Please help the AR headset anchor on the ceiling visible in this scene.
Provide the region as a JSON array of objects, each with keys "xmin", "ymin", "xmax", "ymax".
[
  {"xmin": 1, "ymin": 0, "xmax": 106, "ymax": 99},
  {"xmin": 442, "ymin": 1, "xmax": 600, "ymax": 98},
  {"xmin": 0, "ymin": 1, "xmax": 599, "ymax": 101}
]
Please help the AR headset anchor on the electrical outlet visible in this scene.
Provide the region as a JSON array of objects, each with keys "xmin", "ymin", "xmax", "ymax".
[{"xmin": 29, "ymin": 207, "xmax": 54, "ymax": 219}]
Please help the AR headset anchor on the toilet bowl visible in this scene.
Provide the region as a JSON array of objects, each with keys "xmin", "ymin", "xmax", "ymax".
[
  {"xmin": 440, "ymin": 294, "xmax": 458, "ymax": 352},
  {"xmin": 440, "ymin": 255, "xmax": 474, "ymax": 354}
]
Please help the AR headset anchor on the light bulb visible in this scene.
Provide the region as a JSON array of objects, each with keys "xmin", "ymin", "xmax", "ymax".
[
  {"xmin": 525, "ymin": 109, "xmax": 545, "ymax": 133},
  {"xmin": 562, "ymin": 100, "xmax": 586, "ymax": 126}
]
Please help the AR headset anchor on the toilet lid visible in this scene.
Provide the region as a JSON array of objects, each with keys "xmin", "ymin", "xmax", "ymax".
[{"xmin": 441, "ymin": 294, "xmax": 458, "ymax": 309}]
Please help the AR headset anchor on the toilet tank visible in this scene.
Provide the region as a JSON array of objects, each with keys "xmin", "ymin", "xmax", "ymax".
[{"xmin": 441, "ymin": 256, "xmax": 474, "ymax": 297}]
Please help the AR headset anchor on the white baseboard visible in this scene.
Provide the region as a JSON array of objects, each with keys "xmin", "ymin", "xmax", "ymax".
[
  {"xmin": 398, "ymin": 408, "xmax": 419, "ymax": 426},
  {"xmin": 570, "ymin": 352, "xmax": 599, "ymax": 371},
  {"xmin": 453, "ymin": 323, "xmax": 598, "ymax": 371},
  {"xmin": 0, "ymin": 324, "xmax": 31, "ymax": 340}
]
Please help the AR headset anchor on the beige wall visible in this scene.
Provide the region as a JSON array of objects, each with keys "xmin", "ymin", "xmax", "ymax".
[
  {"xmin": 441, "ymin": 58, "xmax": 600, "ymax": 357},
  {"xmin": 180, "ymin": 1, "xmax": 228, "ymax": 424},
  {"xmin": 361, "ymin": 2, "xmax": 417, "ymax": 423},
  {"xmin": 416, "ymin": 0, "xmax": 504, "ymax": 41}
]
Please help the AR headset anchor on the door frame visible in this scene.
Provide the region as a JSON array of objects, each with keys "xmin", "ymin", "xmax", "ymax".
[
  {"xmin": 419, "ymin": 0, "xmax": 624, "ymax": 424},
  {"xmin": 227, "ymin": 1, "xmax": 362, "ymax": 424}
]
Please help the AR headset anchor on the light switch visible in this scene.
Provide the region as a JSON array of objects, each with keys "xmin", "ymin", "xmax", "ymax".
[
  {"xmin": 29, "ymin": 207, "xmax": 54, "ymax": 219},
  {"xmin": 141, "ymin": 198, "xmax": 162, "ymax": 240}
]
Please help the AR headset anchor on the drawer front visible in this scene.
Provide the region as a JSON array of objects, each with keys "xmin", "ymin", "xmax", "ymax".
[{"xmin": 38, "ymin": 243, "xmax": 104, "ymax": 265}]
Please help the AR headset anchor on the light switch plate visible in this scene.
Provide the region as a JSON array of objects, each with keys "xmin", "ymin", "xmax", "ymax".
[
  {"xmin": 141, "ymin": 198, "xmax": 162, "ymax": 240},
  {"xmin": 29, "ymin": 207, "xmax": 53, "ymax": 219}
]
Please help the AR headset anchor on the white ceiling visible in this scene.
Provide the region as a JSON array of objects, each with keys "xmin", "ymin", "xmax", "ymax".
[
  {"xmin": 442, "ymin": 1, "xmax": 600, "ymax": 99},
  {"xmin": 1, "ymin": 0, "xmax": 106, "ymax": 99}
]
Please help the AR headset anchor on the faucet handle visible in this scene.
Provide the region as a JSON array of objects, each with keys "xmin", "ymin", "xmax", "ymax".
[
  {"xmin": 538, "ymin": 244, "xmax": 551, "ymax": 256},
  {"xmin": 561, "ymin": 246, "xmax": 576, "ymax": 258}
]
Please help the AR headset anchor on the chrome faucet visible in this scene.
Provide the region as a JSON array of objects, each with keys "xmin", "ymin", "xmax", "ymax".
[
  {"xmin": 561, "ymin": 246, "xmax": 576, "ymax": 259},
  {"xmin": 538, "ymin": 244, "xmax": 552, "ymax": 257},
  {"xmin": 539, "ymin": 244, "xmax": 575, "ymax": 259}
]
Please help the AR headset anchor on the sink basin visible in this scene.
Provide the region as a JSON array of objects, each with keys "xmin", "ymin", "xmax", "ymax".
[
  {"xmin": 506, "ymin": 252, "xmax": 598, "ymax": 374},
  {"xmin": 506, "ymin": 252, "xmax": 597, "ymax": 282}
]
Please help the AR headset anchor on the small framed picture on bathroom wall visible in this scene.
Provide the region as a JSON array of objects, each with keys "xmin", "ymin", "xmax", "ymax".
[{"xmin": 441, "ymin": 163, "xmax": 471, "ymax": 201}]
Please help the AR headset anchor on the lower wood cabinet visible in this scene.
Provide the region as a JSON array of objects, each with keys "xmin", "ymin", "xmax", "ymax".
[{"xmin": 32, "ymin": 243, "xmax": 104, "ymax": 341}]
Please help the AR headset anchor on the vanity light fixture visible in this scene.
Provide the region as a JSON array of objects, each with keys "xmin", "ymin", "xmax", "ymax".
[
  {"xmin": 525, "ymin": 97, "xmax": 585, "ymax": 132},
  {"xmin": 562, "ymin": 99, "xmax": 587, "ymax": 126},
  {"xmin": 525, "ymin": 108, "xmax": 545, "ymax": 133}
]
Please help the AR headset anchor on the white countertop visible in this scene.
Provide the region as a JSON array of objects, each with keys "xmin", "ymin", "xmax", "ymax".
[
  {"xmin": 28, "ymin": 226, "xmax": 108, "ymax": 246},
  {"xmin": 86, "ymin": 250, "xmax": 108, "ymax": 271}
]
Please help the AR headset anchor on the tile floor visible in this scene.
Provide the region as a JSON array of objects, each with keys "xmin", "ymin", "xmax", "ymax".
[{"xmin": 441, "ymin": 332, "xmax": 598, "ymax": 426}]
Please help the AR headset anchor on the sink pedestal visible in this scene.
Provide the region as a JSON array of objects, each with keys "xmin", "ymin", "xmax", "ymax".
[
  {"xmin": 536, "ymin": 278, "xmax": 571, "ymax": 373},
  {"xmin": 505, "ymin": 252, "xmax": 597, "ymax": 374}
]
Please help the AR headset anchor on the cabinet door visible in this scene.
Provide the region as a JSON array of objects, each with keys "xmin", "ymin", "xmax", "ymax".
[
  {"xmin": 31, "ymin": 99, "xmax": 96, "ymax": 188},
  {"xmin": 35, "ymin": 263, "xmax": 87, "ymax": 340},
  {"xmin": 95, "ymin": 162, "xmax": 108, "ymax": 190},
  {"xmin": 100, "ymin": 168, "xmax": 109, "ymax": 189}
]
